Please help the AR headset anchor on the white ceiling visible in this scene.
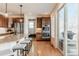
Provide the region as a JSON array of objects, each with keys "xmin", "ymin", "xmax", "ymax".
[{"xmin": 0, "ymin": 3, "xmax": 56, "ymax": 16}]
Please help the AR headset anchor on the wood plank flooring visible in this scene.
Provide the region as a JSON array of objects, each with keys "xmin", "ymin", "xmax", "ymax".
[{"xmin": 28, "ymin": 40, "xmax": 62, "ymax": 56}]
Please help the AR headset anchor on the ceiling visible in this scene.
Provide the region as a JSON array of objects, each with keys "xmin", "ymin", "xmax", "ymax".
[{"xmin": 0, "ymin": 3, "xmax": 56, "ymax": 16}]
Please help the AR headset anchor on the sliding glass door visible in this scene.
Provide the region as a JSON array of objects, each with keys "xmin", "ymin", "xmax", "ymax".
[
  {"xmin": 57, "ymin": 4, "xmax": 79, "ymax": 56},
  {"xmin": 58, "ymin": 6, "xmax": 65, "ymax": 52},
  {"xmin": 66, "ymin": 4, "xmax": 78, "ymax": 56}
]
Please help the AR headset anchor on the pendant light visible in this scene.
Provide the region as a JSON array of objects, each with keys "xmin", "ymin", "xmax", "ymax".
[
  {"xmin": 5, "ymin": 3, "xmax": 8, "ymax": 17},
  {"xmin": 0, "ymin": 5, "xmax": 4, "ymax": 16},
  {"xmin": 0, "ymin": 4, "xmax": 7, "ymax": 16},
  {"xmin": 19, "ymin": 4, "xmax": 23, "ymax": 22}
]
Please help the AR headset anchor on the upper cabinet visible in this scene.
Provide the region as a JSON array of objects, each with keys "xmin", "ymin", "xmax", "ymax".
[
  {"xmin": 42, "ymin": 17, "xmax": 50, "ymax": 25},
  {"xmin": 37, "ymin": 17, "xmax": 50, "ymax": 28},
  {"xmin": 0, "ymin": 15, "xmax": 8, "ymax": 27},
  {"xmin": 37, "ymin": 17, "xmax": 42, "ymax": 28}
]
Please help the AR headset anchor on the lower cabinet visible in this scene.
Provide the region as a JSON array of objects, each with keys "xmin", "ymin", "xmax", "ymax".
[
  {"xmin": 36, "ymin": 33, "xmax": 42, "ymax": 40},
  {"xmin": 0, "ymin": 15, "xmax": 8, "ymax": 27}
]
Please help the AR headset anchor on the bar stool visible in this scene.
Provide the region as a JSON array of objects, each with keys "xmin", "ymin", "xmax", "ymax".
[
  {"xmin": 24, "ymin": 38, "xmax": 32, "ymax": 46},
  {"xmin": 12, "ymin": 44, "xmax": 27, "ymax": 56},
  {"xmin": 20, "ymin": 39, "xmax": 33, "ymax": 55}
]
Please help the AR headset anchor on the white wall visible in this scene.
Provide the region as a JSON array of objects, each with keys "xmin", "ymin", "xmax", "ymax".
[
  {"xmin": 51, "ymin": 13, "xmax": 57, "ymax": 48},
  {"xmin": 51, "ymin": 15, "xmax": 55, "ymax": 38}
]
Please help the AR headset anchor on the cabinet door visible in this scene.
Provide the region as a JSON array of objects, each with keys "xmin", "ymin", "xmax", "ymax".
[
  {"xmin": 3, "ymin": 18, "xmax": 8, "ymax": 27},
  {"xmin": 36, "ymin": 33, "xmax": 42, "ymax": 40},
  {"xmin": 37, "ymin": 17, "xmax": 42, "ymax": 28},
  {"xmin": 0, "ymin": 21, "xmax": 2, "ymax": 27},
  {"xmin": 0, "ymin": 15, "xmax": 8, "ymax": 27},
  {"xmin": 42, "ymin": 17, "xmax": 50, "ymax": 25},
  {"xmin": 0, "ymin": 15, "xmax": 4, "ymax": 27},
  {"xmin": 5, "ymin": 18, "xmax": 8, "ymax": 27}
]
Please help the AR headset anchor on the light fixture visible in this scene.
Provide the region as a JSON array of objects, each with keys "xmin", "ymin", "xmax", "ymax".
[
  {"xmin": 20, "ymin": 19, "xmax": 23, "ymax": 22},
  {"xmin": 19, "ymin": 4, "xmax": 23, "ymax": 22},
  {"xmin": 0, "ymin": 5, "xmax": 4, "ymax": 15},
  {"xmin": 5, "ymin": 3, "xmax": 8, "ymax": 17},
  {"xmin": 20, "ymin": 5, "xmax": 23, "ymax": 16},
  {"xmin": 0, "ymin": 3, "xmax": 7, "ymax": 16}
]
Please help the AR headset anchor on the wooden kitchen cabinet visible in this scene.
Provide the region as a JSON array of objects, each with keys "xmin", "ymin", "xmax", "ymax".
[
  {"xmin": 36, "ymin": 33, "xmax": 42, "ymax": 40},
  {"xmin": 0, "ymin": 17, "xmax": 3, "ymax": 27},
  {"xmin": 37, "ymin": 17, "xmax": 42, "ymax": 28},
  {"xmin": 0, "ymin": 15, "xmax": 8, "ymax": 27}
]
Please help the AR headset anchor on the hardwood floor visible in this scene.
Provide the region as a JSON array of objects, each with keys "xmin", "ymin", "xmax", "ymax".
[{"xmin": 28, "ymin": 40, "xmax": 62, "ymax": 56}]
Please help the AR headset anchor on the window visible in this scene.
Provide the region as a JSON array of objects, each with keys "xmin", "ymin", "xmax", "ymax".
[
  {"xmin": 28, "ymin": 20, "xmax": 35, "ymax": 35},
  {"xmin": 29, "ymin": 21, "xmax": 34, "ymax": 28}
]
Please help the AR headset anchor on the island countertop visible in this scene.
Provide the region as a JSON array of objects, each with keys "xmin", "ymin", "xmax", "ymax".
[{"xmin": 0, "ymin": 34, "xmax": 24, "ymax": 44}]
